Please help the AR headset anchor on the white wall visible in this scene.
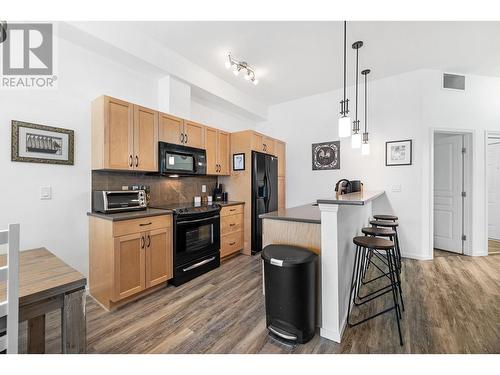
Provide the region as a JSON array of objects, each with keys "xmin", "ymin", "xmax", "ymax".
[
  {"xmin": 258, "ymin": 69, "xmax": 500, "ymax": 259},
  {"xmin": 0, "ymin": 36, "xmax": 256, "ymax": 275},
  {"xmin": 487, "ymin": 141, "xmax": 500, "ymax": 240}
]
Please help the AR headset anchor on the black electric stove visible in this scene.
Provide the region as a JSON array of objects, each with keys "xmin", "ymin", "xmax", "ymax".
[{"xmin": 151, "ymin": 203, "xmax": 221, "ymax": 286}]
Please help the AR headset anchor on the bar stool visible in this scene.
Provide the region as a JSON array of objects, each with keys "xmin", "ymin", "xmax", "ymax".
[
  {"xmin": 373, "ymin": 214, "xmax": 398, "ymax": 222},
  {"xmin": 348, "ymin": 236, "xmax": 403, "ymax": 346},
  {"xmin": 361, "ymin": 226, "xmax": 404, "ymax": 313},
  {"xmin": 370, "ymin": 219, "xmax": 402, "ymax": 270}
]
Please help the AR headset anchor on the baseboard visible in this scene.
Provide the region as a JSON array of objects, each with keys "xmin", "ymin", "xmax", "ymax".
[{"xmin": 402, "ymin": 252, "xmax": 433, "ymax": 261}]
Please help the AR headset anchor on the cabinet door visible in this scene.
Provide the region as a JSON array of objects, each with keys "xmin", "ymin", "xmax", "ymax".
[
  {"xmin": 145, "ymin": 228, "xmax": 172, "ymax": 288},
  {"xmin": 263, "ymin": 136, "xmax": 275, "ymax": 155},
  {"xmin": 278, "ymin": 177, "xmax": 286, "ymax": 210},
  {"xmin": 112, "ymin": 233, "xmax": 145, "ymax": 301},
  {"xmin": 134, "ymin": 105, "xmax": 158, "ymax": 172},
  {"xmin": 218, "ymin": 130, "xmax": 230, "ymax": 176},
  {"xmin": 106, "ymin": 97, "xmax": 134, "ymax": 170},
  {"xmin": 159, "ymin": 113, "xmax": 184, "ymax": 145},
  {"xmin": 205, "ymin": 127, "xmax": 218, "ymax": 175},
  {"xmin": 251, "ymin": 132, "xmax": 264, "ymax": 152},
  {"xmin": 276, "ymin": 141, "xmax": 286, "ymax": 177},
  {"xmin": 184, "ymin": 121, "xmax": 205, "ymax": 149}
]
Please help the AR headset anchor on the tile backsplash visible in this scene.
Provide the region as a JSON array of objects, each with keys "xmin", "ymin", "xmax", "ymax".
[{"xmin": 92, "ymin": 171, "xmax": 217, "ymax": 207}]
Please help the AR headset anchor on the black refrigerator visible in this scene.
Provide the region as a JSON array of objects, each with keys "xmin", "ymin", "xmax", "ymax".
[{"xmin": 251, "ymin": 151, "xmax": 278, "ymax": 254}]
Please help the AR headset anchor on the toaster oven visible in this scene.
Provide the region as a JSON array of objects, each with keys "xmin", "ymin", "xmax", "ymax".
[{"xmin": 92, "ymin": 190, "xmax": 147, "ymax": 213}]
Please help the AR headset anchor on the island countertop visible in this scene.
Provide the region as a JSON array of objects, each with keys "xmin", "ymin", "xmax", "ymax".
[
  {"xmin": 259, "ymin": 203, "xmax": 321, "ymax": 224},
  {"xmin": 317, "ymin": 190, "xmax": 385, "ymax": 206}
]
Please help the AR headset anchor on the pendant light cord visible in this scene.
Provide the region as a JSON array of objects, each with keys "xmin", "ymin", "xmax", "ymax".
[
  {"xmin": 355, "ymin": 46, "xmax": 359, "ymax": 124},
  {"xmin": 364, "ymin": 72, "xmax": 367, "ymax": 133},
  {"xmin": 343, "ymin": 21, "xmax": 346, "ymax": 103}
]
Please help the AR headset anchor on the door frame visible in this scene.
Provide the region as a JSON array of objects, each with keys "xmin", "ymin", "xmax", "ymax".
[
  {"xmin": 429, "ymin": 128, "xmax": 474, "ymax": 259},
  {"xmin": 485, "ymin": 130, "xmax": 500, "ymax": 255}
]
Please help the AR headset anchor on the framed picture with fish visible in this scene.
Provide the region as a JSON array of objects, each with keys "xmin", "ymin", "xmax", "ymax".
[
  {"xmin": 312, "ymin": 140, "xmax": 340, "ymax": 170},
  {"xmin": 11, "ymin": 120, "xmax": 74, "ymax": 165}
]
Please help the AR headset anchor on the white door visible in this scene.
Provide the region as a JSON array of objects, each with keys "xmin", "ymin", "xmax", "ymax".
[
  {"xmin": 488, "ymin": 140, "xmax": 500, "ymax": 239},
  {"xmin": 434, "ymin": 134, "xmax": 463, "ymax": 253}
]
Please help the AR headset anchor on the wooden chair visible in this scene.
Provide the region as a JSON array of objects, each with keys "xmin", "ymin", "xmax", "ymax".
[{"xmin": 0, "ymin": 224, "xmax": 20, "ymax": 354}]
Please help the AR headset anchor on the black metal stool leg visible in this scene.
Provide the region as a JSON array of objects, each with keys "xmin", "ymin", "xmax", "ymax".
[
  {"xmin": 394, "ymin": 227, "xmax": 402, "ymax": 270},
  {"xmin": 348, "ymin": 245, "xmax": 362, "ymax": 326},
  {"xmin": 391, "ymin": 247, "xmax": 405, "ymax": 312},
  {"xmin": 387, "ymin": 247, "xmax": 404, "ymax": 346}
]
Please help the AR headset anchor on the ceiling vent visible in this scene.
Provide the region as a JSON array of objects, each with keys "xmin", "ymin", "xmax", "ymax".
[{"xmin": 443, "ymin": 73, "xmax": 465, "ymax": 91}]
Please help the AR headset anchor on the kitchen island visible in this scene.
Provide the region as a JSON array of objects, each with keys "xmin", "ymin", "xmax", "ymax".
[{"xmin": 260, "ymin": 190, "xmax": 385, "ymax": 343}]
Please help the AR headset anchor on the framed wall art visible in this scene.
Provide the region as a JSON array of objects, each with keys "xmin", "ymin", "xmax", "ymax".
[
  {"xmin": 11, "ymin": 120, "xmax": 74, "ymax": 165},
  {"xmin": 386, "ymin": 139, "xmax": 412, "ymax": 166},
  {"xmin": 233, "ymin": 153, "xmax": 245, "ymax": 171},
  {"xmin": 312, "ymin": 141, "xmax": 340, "ymax": 170}
]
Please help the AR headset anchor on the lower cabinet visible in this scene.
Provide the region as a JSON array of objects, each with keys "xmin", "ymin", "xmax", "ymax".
[
  {"xmin": 89, "ymin": 214, "xmax": 172, "ymax": 310},
  {"xmin": 220, "ymin": 204, "xmax": 244, "ymax": 259}
]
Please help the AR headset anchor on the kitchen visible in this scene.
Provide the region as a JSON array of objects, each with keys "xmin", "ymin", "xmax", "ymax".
[{"xmin": 1, "ymin": 11, "xmax": 499, "ymax": 370}]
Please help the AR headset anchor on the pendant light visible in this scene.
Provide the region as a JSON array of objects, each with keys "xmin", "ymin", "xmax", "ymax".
[
  {"xmin": 351, "ymin": 40, "xmax": 363, "ymax": 149},
  {"xmin": 361, "ymin": 69, "xmax": 371, "ymax": 155},
  {"xmin": 338, "ymin": 21, "xmax": 351, "ymax": 138}
]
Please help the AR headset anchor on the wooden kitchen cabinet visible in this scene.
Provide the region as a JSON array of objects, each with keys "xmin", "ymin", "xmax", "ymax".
[
  {"xmin": 276, "ymin": 140, "xmax": 286, "ymax": 177},
  {"xmin": 278, "ymin": 177, "xmax": 286, "ymax": 210},
  {"xmin": 92, "ymin": 96, "xmax": 158, "ymax": 172},
  {"xmin": 159, "ymin": 112, "xmax": 185, "ymax": 145},
  {"xmin": 184, "ymin": 120, "xmax": 205, "ymax": 149},
  {"xmin": 89, "ymin": 214, "xmax": 172, "ymax": 310},
  {"xmin": 205, "ymin": 126, "xmax": 230, "ymax": 176},
  {"xmin": 250, "ymin": 131, "xmax": 276, "ymax": 155},
  {"xmin": 220, "ymin": 204, "xmax": 244, "ymax": 259}
]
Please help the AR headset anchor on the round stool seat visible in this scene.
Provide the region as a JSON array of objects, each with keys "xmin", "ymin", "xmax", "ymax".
[
  {"xmin": 370, "ymin": 219, "xmax": 399, "ymax": 228},
  {"xmin": 362, "ymin": 226, "xmax": 396, "ymax": 237},
  {"xmin": 373, "ymin": 214, "xmax": 398, "ymax": 221},
  {"xmin": 353, "ymin": 236, "xmax": 394, "ymax": 250}
]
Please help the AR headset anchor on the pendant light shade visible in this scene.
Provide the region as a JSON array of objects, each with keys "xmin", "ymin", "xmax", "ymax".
[
  {"xmin": 361, "ymin": 69, "xmax": 371, "ymax": 155},
  {"xmin": 352, "ymin": 132, "xmax": 362, "ymax": 148},
  {"xmin": 338, "ymin": 21, "xmax": 351, "ymax": 138},
  {"xmin": 339, "ymin": 116, "xmax": 351, "ymax": 138}
]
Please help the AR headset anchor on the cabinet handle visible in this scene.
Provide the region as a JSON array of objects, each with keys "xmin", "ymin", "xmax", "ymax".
[
  {"xmin": 140, "ymin": 236, "xmax": 145, "ymax": 249},
  {"xmin": 147, "ymin": 235, "xmax": 151, "ymax": 248},
  {"xmin": 180, "ymin": 133, "xmax": 184, "ymax": 143},
  {"xmin": 129, "ymin": 155, "xmax": 133, "ymax": 167},
  {"xmin": 139, "ymin": 222, "xmax": 152, "ymax": 226},
  {"xmin": 185, "ymin": 133, "xmax": 188, "ymax": 144},
  {"xmin": 230, "ymin": 223, "xmax": 236, "ymax": 227},
  {"xmin": 135, "ymin": 155, "xmax": 139, "ymax": 167},
  {"xmin": 230, "ymin": 208, "xmax": 236, "ymax": 212},
  {"xmin": 229, "ymin": 242, "xmax": 236, "ymax": 246},
  {"xmin": 263, "ymin": 144, "xmax": 267, "ymax": 151}
]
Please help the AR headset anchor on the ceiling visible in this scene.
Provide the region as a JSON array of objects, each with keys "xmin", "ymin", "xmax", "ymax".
[{"xmin": 132, "ymin": 21, "xmax": 500, "ymax": 105}]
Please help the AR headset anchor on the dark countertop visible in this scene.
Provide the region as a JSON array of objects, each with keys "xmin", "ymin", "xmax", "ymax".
[
  {"xmin": 317, "ymin": 191, "xmax": 385, "ymax": 206},
  {"xmin": 87, "ymin": 208, "xmax": 172, "ymax": 221},
  {"xmin": 259, "ymin": 204, "xmax": 321, "ymax": 224},
  {"xmin": 217, "ymin": 201, "xmax": 245, "ymax": 207}
]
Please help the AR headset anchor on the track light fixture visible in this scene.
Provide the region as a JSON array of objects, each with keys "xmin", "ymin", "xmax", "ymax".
[{"xmin": 225, "ymin": 53, "xmax": 259, "ymax": 85}]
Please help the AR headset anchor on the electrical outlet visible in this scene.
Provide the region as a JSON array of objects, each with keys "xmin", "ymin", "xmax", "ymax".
[
  {"xmin": 392, "ymin": 184, "xmax": 402, "ymax": 192},
  {"xmin": 202, "ymin": 185, "xmax": 207, "ymax": 193},
  {"xmin": 40, "ymin": 186, "xmax": 52, "ymax": 200},
  {"xmin": 121, "ymin": 186, "xmax": 129, "ymax": 191}
]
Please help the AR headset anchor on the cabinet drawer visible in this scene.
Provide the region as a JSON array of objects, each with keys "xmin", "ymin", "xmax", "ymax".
[
  {"xmin": 221, "ymin": 204, "xmax": 244, "ymax": 217},
  {"xmin": 113, "ymin": 215, "xmax": 171, "ymax": 237},
  {"xmin": 221, "ymin": 231, "xmax": 243, "ymax": 258},
  {"xmin": 221, "ymin": 213, "xmax": 243, "ymax": 235}
]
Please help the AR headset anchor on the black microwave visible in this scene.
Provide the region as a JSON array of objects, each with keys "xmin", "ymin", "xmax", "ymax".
[{"xmin": 159, "ymin": 142, "xmax": 207, "ymax": 176}]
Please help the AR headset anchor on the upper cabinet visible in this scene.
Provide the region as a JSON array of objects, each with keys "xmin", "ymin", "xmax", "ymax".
[
  {"xmin": 205, "ymin": 126, "xmax": 230, "ymax": 176},
  {"xmin": 158, "ymin": 115, "xmax": 205, "ymax": 149},
  {"xmin": 251, "ymin": 131, "xmax": 276, "ymax": 155},
  {"xmin": 92, "ymin": 96, "xmax": 158, "ymax": 172},
  {"xmin": 276, "ymin": 140, "xmax": 286, "ymax": 177}
]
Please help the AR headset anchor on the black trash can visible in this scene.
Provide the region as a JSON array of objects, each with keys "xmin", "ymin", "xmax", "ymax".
[{"xmin": 261, "ymin": 244, "xmax": 317, "ymax": 344}]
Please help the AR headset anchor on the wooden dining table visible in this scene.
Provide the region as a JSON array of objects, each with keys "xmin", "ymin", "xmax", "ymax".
[{"xmin": 0, "ymin": 247, "xmax": 87, "ymax": 353}]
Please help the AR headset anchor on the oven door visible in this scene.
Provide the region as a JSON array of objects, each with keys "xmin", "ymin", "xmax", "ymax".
[{"xmin": 175, "ymin": 214, "xmax": 221, "ymax": 266}]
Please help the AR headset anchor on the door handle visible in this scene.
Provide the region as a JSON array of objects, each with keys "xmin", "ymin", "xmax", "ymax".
[
  {"xmin": 129, "ymin": 155, "xmax": 133, "ymax": 167},
  {"xmin": 230, "ymin": 223, "xmax": 236, "ymax": 227},
  {"xmin": 140, "ymin": 236, "xmax": 145, "ymax": 249},
  {"xmin": 185, "ymin": 133, "xmax": 188, "ymax": 144},
  {"xmin": 139, "ymin": 222, "xmax": 152, "ymax": 226},
  {"xmin": 147, "ymin": 235, "xmax": 151, "ymax": 248},
  {"xmin": 229, "ymin": 242, "xmax": 236, "ymax": 246},
  {"xmin": 180, "ymin": 133, "xmax": 184, "ymax": 143},
  {"xmin": 135, "ymin": 156, "xmax": 139, "ymax": 167},
  {"xmin": 182, "ymin": 257, "xmax": 216, "ymax": 272}
]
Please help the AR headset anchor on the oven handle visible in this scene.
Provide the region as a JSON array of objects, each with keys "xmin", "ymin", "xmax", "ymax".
[
  {"xmin": 177, "ymin": 215, "xmax": 220, "ymax": 225},
  {"xmin": 182, "ymin": 257, "xmax": 216, "ymax": 272}
]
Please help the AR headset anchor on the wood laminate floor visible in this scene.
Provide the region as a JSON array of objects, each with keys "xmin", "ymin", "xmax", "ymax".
[
  {"xmin": 18, "ymin": 251, "xmax": 500, "ymax": 354},
  {"xmin": 488, "ymin": 239, "xmax": 500, "ymax": 254}
]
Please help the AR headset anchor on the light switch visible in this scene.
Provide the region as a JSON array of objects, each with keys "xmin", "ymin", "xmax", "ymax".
[
  {"xmin": 202, "ymin": 185, "xmax": 207, "ymax": 193},
  {"xmin": 40, "ymin": 186, "xmax": 52, "ymax": 200},
  {"xmin": 392, "ymin": 184, "xmax": 402, "ymax": 193}
]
